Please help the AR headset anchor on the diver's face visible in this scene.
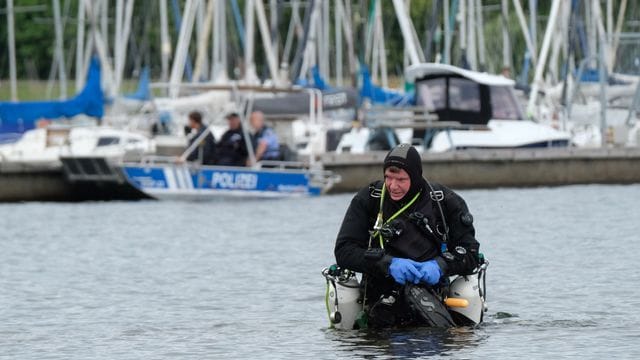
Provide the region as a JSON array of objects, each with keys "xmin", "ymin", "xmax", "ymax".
[{"xmin": 384, "ymin": 168, "xmax": 411, "ymax": 201}]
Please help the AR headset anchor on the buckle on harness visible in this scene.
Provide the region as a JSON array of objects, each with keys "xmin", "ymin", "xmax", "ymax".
[{"xmin": 430, "ymin": 190, "xmax": 444, "ymax": 202}]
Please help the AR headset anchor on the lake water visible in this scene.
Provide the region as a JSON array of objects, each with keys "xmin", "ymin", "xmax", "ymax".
[{"xmin": 1, "ymin": 184, "xmax": 640, "ymax": 359}]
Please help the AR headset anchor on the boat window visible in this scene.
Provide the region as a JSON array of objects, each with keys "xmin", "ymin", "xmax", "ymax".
[
  {"xmin": 490, "ymin": 86, "xmax": 524, "ymax": 120},
  {"xmin": 449, "ymin": 78, "xmax": 481, "ymax": 112},
  {"xmin": 416, "ymin": 78, "xmax": 446, "ymax": 111},
  {"xmin": 97, "ymin": 137, "xmax": 120, "ymax": 146}
]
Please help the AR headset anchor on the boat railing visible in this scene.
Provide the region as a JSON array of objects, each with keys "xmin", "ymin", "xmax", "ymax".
[
  {"xmin": 149, "ymin": 81, "xmax": 308, "ymax": 94},
  {"xmin": 626, "ymin": 80, "xmax": 640, "ymax": 127},
  {"xmin": 136, "ymin": 155, "xmax": 324, "ymax": 173},
  {"xmin": 137, "ymin": 155, "xmax": 180, "ymax": 165},
  {"xmin": 314, "ymin": 170, "xmax": 342, "ymax": 194},
  {"xmin": 254, "ymin": 160, "xmax": 309, "ymax": 169},
  {"xmin": 363, "ymin": 106, "xmax": 439, "ymax": 124},
  {"xmin": 369, "ymin": 120, "xmax": 489, "ymax": 131}
]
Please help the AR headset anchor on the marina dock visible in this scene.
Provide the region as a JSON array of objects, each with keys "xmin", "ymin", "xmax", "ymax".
[
  {"xmin": 0, "ymin": 161, "xmax": 147, "ymax": 202},
  {"xmin": 322, "ymin": 147, "xmax": 640, "ymax": 193},
  {"xmin": 0, "ymin": 161, "xmax": 71, "ymax": 202},
  {"xmin": 3, "ymin": 147, "xmax": 640, "ymax": 201}
]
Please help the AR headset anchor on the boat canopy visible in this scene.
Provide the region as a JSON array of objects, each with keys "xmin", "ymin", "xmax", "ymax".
[
  {"xmin": 408, "ymin": 63, "xmax": 524, "ymax": 125},
  {"xmin": 0, "ymin": 57, "xmax": 104, "ymax": 136},
  {"xmin": 405, "ymin": 63, "xmax": 515, "ymax": 87}
]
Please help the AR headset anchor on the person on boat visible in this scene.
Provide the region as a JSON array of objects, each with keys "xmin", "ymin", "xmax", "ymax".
[
  {"xmin": 249, "ymin": 111, "xmax": 281, "ymax": 162},
  {"xmin": 216, "ymin": 112, "xmax": 248, "ymax": 166},
  {"xmin": 185, "ymin": 111, "xmax": 217, "ymax": 165},
  {"xmin": 334, "ymin": 143, "xmax": 481, "ymax": 328}
]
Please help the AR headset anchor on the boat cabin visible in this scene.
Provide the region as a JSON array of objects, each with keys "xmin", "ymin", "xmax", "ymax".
[{"xmin": 405, "ymin": 63, "xmax": 524, "ymax": 125}]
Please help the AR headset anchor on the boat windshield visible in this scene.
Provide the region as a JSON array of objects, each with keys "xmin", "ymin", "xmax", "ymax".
[
  {"xmin": 416, "ymin": 77, "xmax": 483, "ymax": 113},
  {"xmin": 416, "ymin": 75, "xmax": 524, "ymax": 122},
  {"xmin": 416, "ymin": 78, "xmax": 446, "ymax": 111},
  {"xmin": 97, "ymin": 137, "xmax": 120, "ymax": 146},
  {"xmin": 449, "ymin": 78, "xmax": 481, "ymax": 112},
  {"xmin": 490, "ymin": 86, "xmax": 524, "ymax": 120}
]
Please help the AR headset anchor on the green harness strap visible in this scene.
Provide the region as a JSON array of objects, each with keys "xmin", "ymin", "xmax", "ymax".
[{"xmin": 372, "ymin": 185, "xmax": 421, "ymax": 248}]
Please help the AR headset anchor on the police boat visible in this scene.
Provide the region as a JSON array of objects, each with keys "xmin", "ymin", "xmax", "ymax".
[
  {"xmin": 116, "ymin": 158, "xmax": 339, "ymax": 200},
  {"xmin": 61, "ymin": 153, "xmax": 340, "ymax": 200},
  {"xmin": 60, "ymin": 109, "xmax": 341, "ymax": 200},
  {"xmin": 61, "ymin": 132, "xmax": 340, "ymax": 200},
  {"xmin": 322, "ymin": 259, "xmax": 488, "ymax": 330}
]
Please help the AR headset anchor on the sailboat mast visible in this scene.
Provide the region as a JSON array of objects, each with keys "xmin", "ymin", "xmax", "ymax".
[
  {"xmin": 159, "ymin": 0, "xmax": 171, "ymax": 83},
  {"xmin": 443, "ymin": 0, "xmax": 451, "ymax": 64},
  {"xmin": 335, "ymin": 0, "xmax": 343, "ymax": 86},
  {"xmin": 244, "ymin": 0, "xmax": 258, "ymax": 83},
  {"xmin": 501, "ymin": 0, "xmax": 511, "ymax": 71},
  {"xmin": 6, "ymin": 0, "xmax": 18, "ymax": 101},
  {"xmin": 76, "ymin": 0, "xmax": 86, "ymax": 91},
  {"xmin": 527, "ymin": 0, "xmax": 562, "ymax": 116},
  {"xmin": 467, "ymin": 0, "xmax": 477, "ymax": 70},
  {"xmin": 476, "ymin": 0, "xmax": 486, "ymax": 71},
  {"xmin": 512, "ymin": 0, "xmax": 537, "ymax": 66},
  {"xmin": 391, "ymin": 0, "xmax": 423, "ymax": 66},
  {"xmin": 52, "ymin": 0, "xmax": 67, "ymax": 98}
]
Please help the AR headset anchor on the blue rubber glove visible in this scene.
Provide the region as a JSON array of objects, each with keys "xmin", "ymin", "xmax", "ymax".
[
  {"xmin": 416, "ymin": 260, "xmax": 442, "ymax": 286},
  {"xmin": 389, "ymin": 258, "xmax": 422, "ymax": 285}
]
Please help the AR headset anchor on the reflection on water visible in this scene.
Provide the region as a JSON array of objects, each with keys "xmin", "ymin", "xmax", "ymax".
[{"xmin": 327, "ymin": 326, "xmax": 487, "ymax": 359}]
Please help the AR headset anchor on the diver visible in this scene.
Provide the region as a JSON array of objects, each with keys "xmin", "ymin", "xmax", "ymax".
[{"xmin": 333, "ymin": 144, "xmax": 483, "ymax": 328}]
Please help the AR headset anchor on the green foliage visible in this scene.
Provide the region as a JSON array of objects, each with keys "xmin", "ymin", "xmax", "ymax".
[
  {"xmin": 2, "ymin": 0, "xmax": 639, "ymax": 87},
  {"xmin": 0, "ymin": 0, "xmax": 55, "ymax": 79}
]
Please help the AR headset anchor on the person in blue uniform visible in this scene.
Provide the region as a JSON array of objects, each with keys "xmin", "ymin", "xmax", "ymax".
[
  {"xmin": 249, "ymin": 111, "xmax": 280, "ymax": 162},
  {"xmin": 216, "ymin": 112, "xmax": 248, "ymax": 166},
  {"xmin": 334, "ymin": 144, "xmax": 481, "ymax": 327}
]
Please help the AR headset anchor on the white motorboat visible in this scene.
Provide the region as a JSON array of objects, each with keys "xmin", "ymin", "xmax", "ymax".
[
  {"xmin": 0, "ymin": 125, "xmax": 154, "ymax": 166},
  {"xmin": 337, "ymin": 63, "xmax": 571, "ymax": 153}
]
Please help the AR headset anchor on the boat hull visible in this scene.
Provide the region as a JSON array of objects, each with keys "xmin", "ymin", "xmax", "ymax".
[{"xmin": 121, "ymin": 163, "xmax": 326, "ymax": 200}]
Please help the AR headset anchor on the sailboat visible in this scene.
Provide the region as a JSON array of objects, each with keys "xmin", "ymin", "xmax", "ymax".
[{"xmin": 0, "ymin": 58, "xmax": 104, "ymax": 143}]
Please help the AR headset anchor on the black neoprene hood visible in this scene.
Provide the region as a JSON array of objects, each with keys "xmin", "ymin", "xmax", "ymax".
[{"xmin": 383, "ymin": 144, "xmax": 424, "ymax": 198}]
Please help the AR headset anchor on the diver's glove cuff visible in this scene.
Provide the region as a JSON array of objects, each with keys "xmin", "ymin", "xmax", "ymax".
[
  {"xmin": 434, "ymin": 256, "xmax": 449, "ymax": 276},
  {"xmin": 376, "ymin": 255, "xmax": 394, "ymax": 277}
]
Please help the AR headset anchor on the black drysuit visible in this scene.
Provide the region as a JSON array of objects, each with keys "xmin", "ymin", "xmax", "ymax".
[{"xmin": 334, "ymin": 179, "xmax": 480, "ymax": 302}]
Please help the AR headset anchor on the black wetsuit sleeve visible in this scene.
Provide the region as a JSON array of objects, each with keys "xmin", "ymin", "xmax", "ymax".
[
  {"xmin": 334, "ymin": 188, "xmax": 392, "ymax": 278},
  {"xmin": 434, "ymin": 185, "xmax": 481, "ymax": 276}
]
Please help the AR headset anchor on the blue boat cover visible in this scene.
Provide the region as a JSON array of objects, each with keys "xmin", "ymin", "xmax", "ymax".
[
  {"xmin": 360, "ymin": 66, "xmax": 415, "ymax": 106},
  {"xmin": 0, "ymin": 57, "xmax": 104, "ymax": 134},
  {"xmin": 125, "ymin": 67, "xmax": 151, "ymax": 101},
  {"xmin": 294, "ymin": 66, "xmax": 330, "ymax": 90},
  {"xmin": 311, "ymin": 66, "xmax": 329, "ymax": 90}
]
